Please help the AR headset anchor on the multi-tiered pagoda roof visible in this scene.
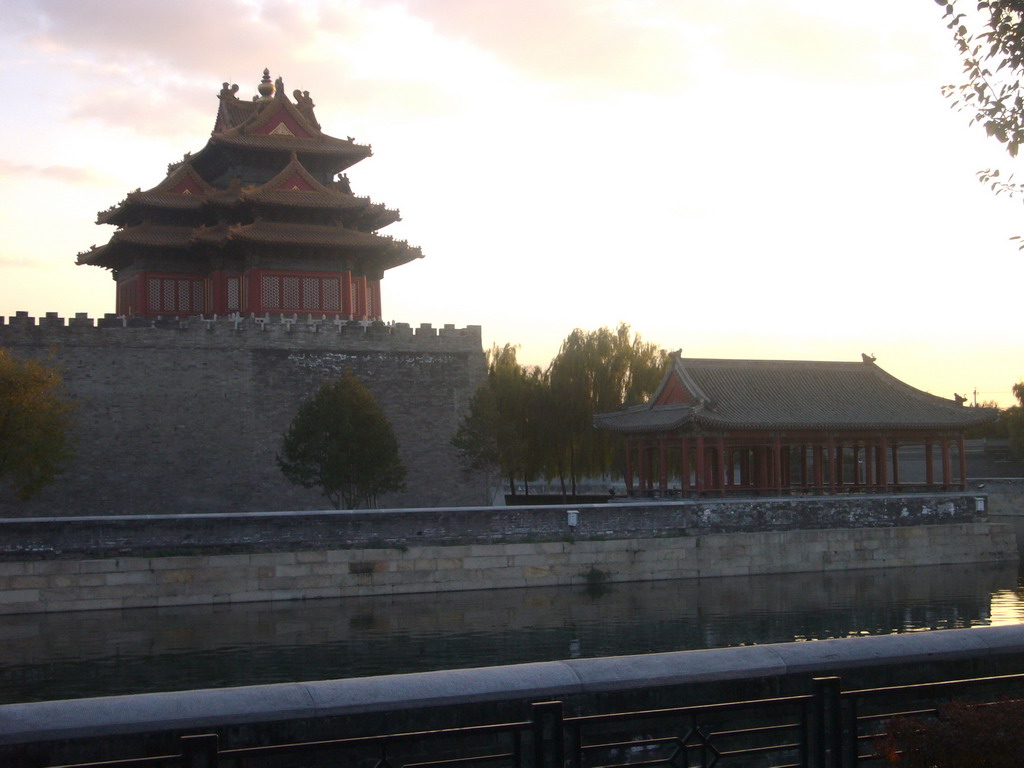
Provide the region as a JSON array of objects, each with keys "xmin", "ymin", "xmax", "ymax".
[{"xmin": 79, "ymin": 69, "xmax": 421, "ymax": 319}]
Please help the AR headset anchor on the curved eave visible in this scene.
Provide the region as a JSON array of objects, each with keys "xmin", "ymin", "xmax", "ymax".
[
  {"xmin": 208, "ymin": 135, "xmax": 371, "ymax": 170},
  {"xmin": 690, "ymin": 411, "xmax": 997, "ymax": 433},
  {"xmin": 593, "ymin": 405, "xmax": 697, "ymax": 433},
  {"xmin": 378, "ymin": 243, "xmax": 424, "ymax": 270},
  {"xmin": 76, "ymin": 244, "xmax": 111, "ymax": 267},
  {"xmin": 193, "ymin": 222, "xmax": 422, "ymax": 255},
  {"xmin": 240, "ymin": 190, "xmax": 371, "ymax": 210},
  {"xmin": 97, "ymin": 195, "xmax": 207, "ymax": 225},
  {"xmin": 357, "ymin": 205, "xmax": 401, "ymax": 230},
  {"xmin": 76, "ymin": 225, "xmax": 195, "ymax": 268}
]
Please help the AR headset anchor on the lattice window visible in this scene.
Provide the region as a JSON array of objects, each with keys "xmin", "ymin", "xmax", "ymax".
[
  {"xmin": 146, "ymin": 276, "xmax": 204, "ymax": 314},
  {"xmin": 323, "ymin": 279, "xmax": 340, "ymax": 311},
  {"xmin": 226, "ymin": 278, "xmax": 240, "ymax": 312},
  {"xmin": 351, "ymin": 281, "xmax": 359, "ymax": 317},
  {"xmin": 367, "ymin": 282, "xmax": 375, "ymax": 319},
  {"xmin": 302, "ymin": 278, "xmax": 318, "ymax": 310},
  {"xmin": 262, "ymin": 276, "xmax": 279, "ymax": 309},
  {"xmin": 149, "ymin": 279, "xmax": 161, "ymax": 311},
  {"xmin": 283, "ymin": 277, "xmax": 300, "ymax": 309},
  {"xmin": 260, "ymin": 274, "xmax": 351, "ymax": 313}
]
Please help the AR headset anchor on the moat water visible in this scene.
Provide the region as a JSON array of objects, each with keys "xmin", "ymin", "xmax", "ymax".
[{"xmin": 1, "ymin": 560, "xmax": 1022, "ymax": 705}]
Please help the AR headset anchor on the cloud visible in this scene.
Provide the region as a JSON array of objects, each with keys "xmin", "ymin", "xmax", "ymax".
[
  {"xmin": 66, "ymin": 82, "xmax": 211, "ymax": 140},
  {"xmin": 0, "ymin": 159, "xmax": 109, "ymax": 185},
  {"xmin": 402, "ymin": 0, "xmax": 691, "ymax": 92},
  {"xmin": 5, "ymin": 0, "xmax": 465, "ymax": 131},
  {"xmin": 0, "ymin": 255, "xmax": 45, "ymax": 269}
]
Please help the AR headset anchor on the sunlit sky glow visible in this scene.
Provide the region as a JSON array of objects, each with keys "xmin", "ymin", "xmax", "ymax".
[{"xmin": 1, "ymin": 0, "xmax": 1022, "ymax": 405}]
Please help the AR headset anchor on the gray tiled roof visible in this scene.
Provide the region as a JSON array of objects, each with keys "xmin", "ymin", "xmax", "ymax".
[{"xmin": 594, "ymin": 357, "xmax": 995, "ymax": 433}]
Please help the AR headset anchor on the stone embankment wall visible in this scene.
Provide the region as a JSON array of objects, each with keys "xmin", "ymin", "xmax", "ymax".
[
  {"xmin": 974, "ymin": 477, "xmax": 1024, "ymax": 553},
  {"xmin": 0, "ymin": 312, "xmax": 487, "ymax": 516},
  {"xmin": 0, "ymin": 495, "xmax": 1014, "ymax": 615}
]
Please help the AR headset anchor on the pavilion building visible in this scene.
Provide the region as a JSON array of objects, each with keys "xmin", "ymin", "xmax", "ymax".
[
  {"xmin": 594, "ymin": 353, "xmax": 996, "ymax": 497},
  {"xmin": 78, "ymin": 69, "xmax": 421, "ymax": 320}
]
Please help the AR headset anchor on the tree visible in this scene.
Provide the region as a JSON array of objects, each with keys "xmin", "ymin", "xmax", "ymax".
[
  {"xmin": 1004, "ymin": 381, "xmax": 1024, "ymax": 458},
  {"xmin": 940, "ymin": 0, "xmax": 1024, "ymax": 241},
  {"xmin": 544, "ymin": 324, "xmax": 667, "ymax": 496},
  {"xmin": 452, "ymin": 328, "xmax": 668, "ymax": 500},
  {"xmin": 278, "ymin": 371, "xmax": 405, "ymax": 509},
  {"xmin": 452, "ymin": 344, "xmax": 546, "ymax": 498},
  {"xmin": 0, "ymin": 348, "xmax": 75, "ymax": 500},
  {"xmin": 941, "ymin": 0, "xmax": 1024, "ymax": 155}
]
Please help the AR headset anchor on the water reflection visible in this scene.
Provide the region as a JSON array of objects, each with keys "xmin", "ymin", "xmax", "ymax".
[{"xmin": 0, "ymin": 561, "xmax": 1021, "ymax": 704}]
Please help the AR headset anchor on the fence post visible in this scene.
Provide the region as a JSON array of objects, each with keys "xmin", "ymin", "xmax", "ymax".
[
  {"xmin": 180, "ymin": 734, "xmax": 219, "ymax": 768},
  {"xmin": 813, "ymin": 676, "xmax": 842, "ymax": 768},
  {"xmin": 531, "ymin": 701, "xmax": 564, "ymax": 768}
]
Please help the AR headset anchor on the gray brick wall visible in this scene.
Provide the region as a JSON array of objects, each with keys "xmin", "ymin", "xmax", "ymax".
[{"xmin": 0, "ymin": 314, "xmax": 487, "ymax": 515}]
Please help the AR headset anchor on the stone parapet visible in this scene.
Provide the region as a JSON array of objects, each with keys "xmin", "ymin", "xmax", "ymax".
[
  {"xmin": 0, "ymin": 494, "xmax": 987, "ymax": 560},
  {"xmin": 4, "ymin": 624, "xmax": 1024, "ymax": 766},
  {"xmin": 0, "ymin": 311, "xmax": 481, "ymax": 352}
]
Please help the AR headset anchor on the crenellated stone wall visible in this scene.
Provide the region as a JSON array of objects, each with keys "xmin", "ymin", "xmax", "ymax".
[{"xmin": 0, "ymin": 312, "xmax": 488, "ymax": 516}]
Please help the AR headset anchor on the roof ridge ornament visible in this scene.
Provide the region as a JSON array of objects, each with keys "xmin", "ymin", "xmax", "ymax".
[
  {"xmin": 257, "ymin": 68, "xmax": 275, "ymax": 100},
  {"xmin": 861, "ymin": 352, "xmax": 877, "ymax": 364}
]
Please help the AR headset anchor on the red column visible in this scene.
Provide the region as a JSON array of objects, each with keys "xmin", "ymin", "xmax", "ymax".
[
  {"xmin": 834, "ymin": 440, "xmax": 844, "ymax": 490},
  {"xmin": 891, "ymin": 443, "xmax": 900, "ymax": 488},
  {"xmin": 957, "ymin": 434, "xmax": 967, "ymax": 491},
  {"xmin": 941, "ymin": 436, "xmax": 952, "ymax": 489},
  {"xmin": 852, "ymin": 445, "xmax": 861, "ymax": 487},
  {"xmin": 634, "ymin": 438, "xmax": 643, "ymax": 493},
  {"xmin": 248, "ymin": 271, "xmax": 263, "ymax": 315},
  {"xmin": 826, "ymin": 434, "xmax": 836, "ymax": 493},
  {"xmin": 658, "ymin": 437, "xmax": 668, "ymax": 493},
  {"xmin": 341, "ymin": 272, "xmax": 353, "ymax": 317},
  {"xmin": 696, "ymin": 436, "xmax": 704, "ymax": 495},
  {"xmin": 680, "ymin": 437, "xmax": 690, "ymax": 496},
  {"xmin": 695, "ymin": 436, "xmax": 706, "ymax": 494},
  {"xmin": 136, "ymin": 273, "xmax": 150, "ymax": 316},
  {"xmin": 370, "ymin": 280, "xmax": 383, "ymax": 320},
  {"xmin": 718, "ymin": 437, "xmax": 728, "ymax": 491},
  {"xmin": 772, "ymin": 435, "xmax": 782, "ymax": 493},
  {"xmin": 925, "ymin": 438, "xmax": 934, "ymax": 488},
  {"xmin": 880, "ymin": 436, "xmax": 888, "ymax": 489},
  {"xmin": 813, "ymin": 445, "xmax": 823, "ymax": 490},
  {"xmin": 624, "ymin": 438, "xmax": 634, "ymax": 495}
]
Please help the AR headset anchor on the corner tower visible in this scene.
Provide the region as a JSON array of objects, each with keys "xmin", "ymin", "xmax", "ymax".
[{"xmin": 78, "ymin": 69, "xmax": 422, "ymax": 319}]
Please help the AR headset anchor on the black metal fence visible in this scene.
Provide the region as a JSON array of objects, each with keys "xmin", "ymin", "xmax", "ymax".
[{"xmin": 38, "ymin": 670, "xmax": 1024, "ymax": 768}]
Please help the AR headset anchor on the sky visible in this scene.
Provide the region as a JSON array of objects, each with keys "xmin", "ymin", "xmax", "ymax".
[{"xmin": 0, "ymin": 0, "xmax": 1021, "ymax": 405}]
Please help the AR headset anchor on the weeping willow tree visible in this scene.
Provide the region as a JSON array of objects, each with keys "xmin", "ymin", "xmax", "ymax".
[
  {"xmin": 544, "ymin": 324, "xmax": 667, "ymax": 496},
  {"xmin": 454, "ymin": 326, "xmax": 667, "ymax": 499}
]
